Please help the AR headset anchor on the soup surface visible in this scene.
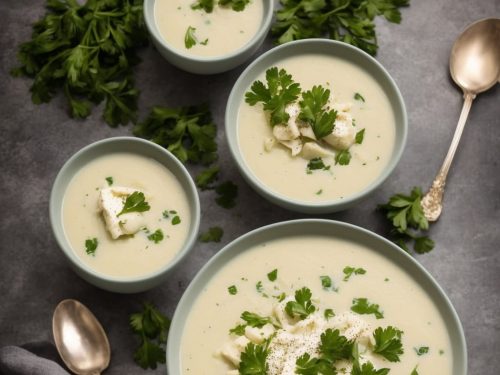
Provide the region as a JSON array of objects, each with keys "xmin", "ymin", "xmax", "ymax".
[
  {"xmin": 155, "ymin": 0, "xmax": 263, "ymax": 57},
  {"xmin": 62, "ymin": 153, "xmax": 191, "ymax": 278},
  {"xmin": 181, "ymin": 235, "xmax": 452, "ymax": 374},
  {"xmin": 238, "ymin": 54, "xmax": 396, "ymax": 202}
]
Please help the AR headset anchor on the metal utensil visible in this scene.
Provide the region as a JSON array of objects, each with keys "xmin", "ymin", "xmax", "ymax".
[
  {"xmin": 53, "ymin": 299, "xmax": 110, "ymax": 375},
  {"xmin": 421, "ymin": 18, "xmax": 500, "ymax": 221}
]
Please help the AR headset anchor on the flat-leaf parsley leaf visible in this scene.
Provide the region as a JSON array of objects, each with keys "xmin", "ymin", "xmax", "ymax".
[
  {"xmin": 118, "ymin": 191, "xmax": 150, "ymax": 217},
  {"xmin": 285, "ymin": 287, "xmax": 316, "ymax": 319},
  {"xmin": 351, "ymin": 298, "xmax": 384, "ymax": 319}
]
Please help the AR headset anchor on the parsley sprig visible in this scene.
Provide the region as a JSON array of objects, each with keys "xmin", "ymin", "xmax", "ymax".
[
  {"xmin": 129, "ymin": 303, "xmax": 170, "ymax": 370},
  {"xmin": 239, "ymin": 342, "xmax": 269, "ymax": 375},
  {"xmin": 351, "ymin": 298, "xmax": 384, "ymax": 319},
  {"xmin": 118, "ymin": 191, "xmax": 150, "ymax": 217},
  {"xmin": 12, "ymin": 0, "xmax": 148, "ymax": 126},
  {"xmin": 192, "ymin": 0, "xmax": 251, "ymax": 12},
  {"xmin": 379, "ymin": 187, "xmax": 435, "ymax": 254},
  {"xmin": 272, "ymin": 0, "xmax": 410, "ymax": 56},
  {"xmin": 299, "ymin": 85, "xmax": 337, "ymax": 139},
  {"xmin": 245, "ymin": 67, "xmax": 302, "ymax": 126},
  {"xmin": 285, "ymin": 287, "xmax": 316, "ymax": 319},
  {"xmin": 373, "ymin": 326, "xmax": 404, "ymax": 362}
]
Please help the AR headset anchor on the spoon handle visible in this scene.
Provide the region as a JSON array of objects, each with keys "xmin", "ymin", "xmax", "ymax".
[{"xmin": 421, "ymin": 92, "xmax": 475, "ymax": 221}]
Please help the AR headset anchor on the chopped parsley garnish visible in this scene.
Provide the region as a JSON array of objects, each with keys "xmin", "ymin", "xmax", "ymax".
[
  {"xmin": 229, "ymin": 324, "xmax": 246, "ymax": 335},
  {"xmin": 299, "ymin": 85, "xmax": 337, "ymax": 139},
  {"xmin": 379, "ymin": 187, "xmax": 435, "ymax": 254},
  {"xmin": 200, "ymin": 38, "xmax": 209, "ymax": 46},
  {"xmin": 307, "ymin": 157, "xmax": 330, "ymax": 171},
  {"xmin": 414, "ymin": 346, "xmax": 429, "ymax": 356},
  {"xmin": 192, "ymin": 0, "xmax": 251, "ymax": 12},
  {"xmin": 295, "ymin": 353, "xmax": 333, "ymax": 375},
  {"xmin": 239, "ymin": 342, "xmax": 268, "ymax": 375},
  {"xmin": 118, "ymin": 192, "xmax": 150, "ymax": 217},
  {"xmin": 320, "ymin": 275, "xmax": 332, "ymax": 289},
  {"xmin": 411, "ymin": 366, "xmax": 419, "ymax": 375},
  {"xmin": 355, "ymin": 129, "xmax": 366, "ymax": 144},
  {"xmin": 215, "ymin": 181, "xmax": 238, "ymax": 209},
  {"xmin": 316, "ymin": 189, "xmax": 323, "ymax": 195},
  {"xmin": 351, "ymin": 298, "xmax": 384, "ymax": 319},
  {"xmin": 133, "ymin": 105, "xmax": 217, "ymax": 165},
  {"xmin": 267, "ymin": 269, "xmax": 278, "ymax": 282},
  {"xmin": 354, "ymin": 93, "xmax": 366, "ymax": 102},
  {"xmin": 228, "ymin": 285, "xmax": 238, "ymax": 295},
  {"xmin": 12, "ymin": 0, "xmax": 147, "ymax": 126},
  {"xmin": 195, "ymin": 166, "xmax": 219, "ymax": 190},
  {"xmin": 351, "ymin": 360, "xmax": 390, "ymax": 375},
  {"xmin": 129, "ymin": 303, "xmax": 170, "ymax": 369},
  {"xmin": 105, "ymin": 177, "xmax": 113, "ymax": 186},
  {"xmin": 245, "ymin": 67, "xmax": 301, "ymax": 126},
  {"xmin": 335, "ymin": 150, "xmax": 352, "ymax": 165},
  {"xmin": 285, "ymin": 287, "xmax": 316, "ymax": 319},
  {"xmin": 171, "ymin": 216, "xmax": 181, "ymax": 225},
  {"xmin": 373, "ymin": 326, "xmax": 404, "ymax": 362},
  {"xmin": 343, "ymin": 266, "xmax": 366, "ymax": 281},
  {"xmin": 256, "ymin": 281, "xmax": 264, "ymax": 293},
  {"xmin": 199, "ymin": 226, "xmax": 224, "ymax": 242},
  {"xmin": 191, "ymin": 0, "xmax": 214, "ymax": 12},
  {"xmin": 324, "ymin": 308, "xmax": 335, "ymax": 320},
  {"xmin": 271, "ymin": 0, "xmax": 409, "ymax": 56},
  {"xmin": 147, "ymin": 229, "xmax": 164, "ymax": 244},
  {"xmin": 85, "ymin": 238, "xmax": 98, "ymax": 256},
  {"xmin": 241, "ymin": 311, "xmax": 272, "ymax": 328},
  {"xmin": 184, "ymin": 26, "xmax": 198, "ymax": 49}
]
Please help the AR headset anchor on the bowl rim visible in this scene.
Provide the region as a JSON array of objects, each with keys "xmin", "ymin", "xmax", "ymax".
[
  {"xmin": 49, "ymin": 136, "xmax": 201, "ymax": 285},
  {"xmin": 225, "ymin": 39, "xmax": 408, "ymax": 212},
  {"xmin": 166, "ymin": 218, "xmax": 467, "ymax": 374},
  {"xmin": 143, "ymin": 0, "xmax": 274, "ymax": 63}
]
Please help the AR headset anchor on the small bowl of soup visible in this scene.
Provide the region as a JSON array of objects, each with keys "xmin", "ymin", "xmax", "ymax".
[
  {"xmin": 143, "ymin": 0, "xmax": 273, "ymax": 74},
  {"xmin": 226, "ymin": 39, "xmax": 408, "ymax": 213},
  {"xmin": 49, "ymin": 137, "xmax": 200, "ymax": 293}
]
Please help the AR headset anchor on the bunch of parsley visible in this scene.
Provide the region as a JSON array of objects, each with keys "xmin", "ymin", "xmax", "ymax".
[
  {"xmin": 272, "ymin": 0, "xmax": 410, "ymax": 55},
  {"xmin": 379, "ymin": 187, "xmax": 435, "ymax": 254},
  {"xmin": 12, "ymin": 0, "xmax": 148, "ymax": 126}
]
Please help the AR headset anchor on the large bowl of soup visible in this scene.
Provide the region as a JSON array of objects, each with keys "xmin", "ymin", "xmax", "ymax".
[
  {"xmin": 167, "ymin": 219, "xmax": 466, "ymax": 375},
  {"xmin": 49, "ymin": 137, "xmax": 200, "ymax": 293},
  {"xmin": 144, "ymin": 0, "xmax": 273, "ymax": 74},
  {"xmin": 226, "ymin": 39, "xmax": 407, "ymax": 213}
]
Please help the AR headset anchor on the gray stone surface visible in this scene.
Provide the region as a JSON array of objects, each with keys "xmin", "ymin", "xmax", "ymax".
[{"xmin": 0, "ymin": 0, "xmax": 499, "ymax": 374}]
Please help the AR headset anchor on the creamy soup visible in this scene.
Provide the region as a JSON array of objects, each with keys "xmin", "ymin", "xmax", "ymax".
[
  {"xmin": 238, "ymin": 55, "xmax": 396, "ymax": 202},
  {"xmin": 181, "ymin": 236, "xmax": 452, "ymax": 374},
  {"xmin": 155, "ymin": 0, "xmax": 264, "ymax": 57},
  {"xmin": 62, "ymin": 153, "xmax": 191, "ymax": 278}
]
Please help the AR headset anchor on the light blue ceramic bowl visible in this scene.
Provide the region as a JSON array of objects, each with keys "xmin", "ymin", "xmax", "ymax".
[
  {"xmin": 49, "ymin": 137, "xmax": 200, "ymax": 293},
  {"xmin": 167, "ymin": 219, "xmax": 467, "ymax": 374},
  {"xmin": 226, "ymin": 39, "xmax": 408, "ymax": 213},
  {"xmin": 143, "ymin": 0, "xmax": 273, "ymax": 74}
]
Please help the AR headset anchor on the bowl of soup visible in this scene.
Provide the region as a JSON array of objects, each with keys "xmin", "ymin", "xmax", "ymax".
[
  {"xmin": 49, "ymin": 137, "xmax": 200, "ymax": 293},
  {"xmin": 226, "ymin": 39, "xmax": 407, "ymax": 213},
  {"xmin": 144, "ymin": 0, "xmax": 273, "ymax": 74},
  {"xmin": 167, "ymin": 219, "xmax": 466, "ymax": 374}
]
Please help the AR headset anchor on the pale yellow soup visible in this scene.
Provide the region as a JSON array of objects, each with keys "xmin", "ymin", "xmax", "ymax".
[
  {"xmin": 155, "ymin": 0, "xmax": 264, "ymax": 57},
  {"xmin": 62, "ymin": 153, "xmax": 191, "ymax": 278},
  {"xmin": 181, "ymin": 236, "xmax": 452, "ymax": 374},
  {"xmin": 238, "ymin": 54, "xmax": 396, "ymax": 202}
]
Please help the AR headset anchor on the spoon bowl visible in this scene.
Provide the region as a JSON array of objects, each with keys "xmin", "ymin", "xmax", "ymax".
[{"xmin": 53, "ymin": 299, "xmax": 110, "ymax": 375}]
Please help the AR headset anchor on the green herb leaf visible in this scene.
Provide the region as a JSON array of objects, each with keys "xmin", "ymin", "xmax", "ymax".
[
  {"xmin": 414, "ymin": 346, "xmax": 429, "ymax": 356},
  {"xmin": 373, "ymin": 326, "xmax": 404, "ymax": 362},
  {"xmin": 171, "ymin": 216, "xmax": 181, "ymax": 225},
  {"xmin": 105, "ymin": 177, "xmax": 113, "ymax": 186},
  {"xmin": 355, "ymin": 129, "xmax": 366, "ymax": 144},
  {"xmin": 219, "ymin": 0, "xmax": 251, "ymax": 11},
  {"xmin": 241, "ymin": 311, "xmax": 272, "ymax": 327},
  {"xmin": 324, "ymin": 308, "xmax": 335, "ymax": 320},
  {"xmin": 239, "ymin": 342, "xmax": 268, "ymax": 375},
  {"xmin": 191, "ymin": 0, "xmax": 215, "ymax": 12},
  {"xmin": 320, "ymin": 328, "xmax": 354, "ymax": 362},
  {"xmin": 351, "ymin": 298, "xmax": 384, "ymax": 319},
  {"xmin": 196, "ymin": 165, "xmax": 219, "ymax": 190},
  {"xmin": 335, "ymin": 150, "xmax": 351, "ymax": 166},
  {"xmin": 230, "ymin": 324, "xmax": 246, "ymax": 335},
  {"xmin": 245, "ymin": 67, "xmax": 301, "ymax": 126},
  {"xmin": 185, "ymin": 26, "xmax": 198, "ymax": 49},
  {"xmin": 411, "ymin": 366, "xmax": 419, "ymax": 375},
  {"xmin": 414, "ymin": 236, "xmax": 434, "ymax": 254},
  {"xmin": 320, "ymin": 275, "xmax": 332, "ymax": 289},
  {"xmin": 199, "ymin": 226, "xmax": 224, "ymax": 242},
  {"xmin": 354, "ymin": 93, "xmax": 365, "ymax": 102},
  {"xmin": 343, "ymin": 266, "xmax": 366, "ymax": 281},
  {"xmin": 267, "ymin": 269, "xmax": 278, "ymax": 282},
  {"xmin": 130, "ymin": 303, "xmax": 170, "ymax": 369},
  {"xmin": 299, "ymin": 85, "xmax": 337, "ymax": 139},
  {"xmin": 307, "ymin": 157, "xmax": 330, "ymax": 171},
  {"xmin": 285, "ymin": 287, "xmax": 316, "ymax": 319},
  {"xmin": 85, "ymin": 238, "xmax": 98, "ymax": 256},
  {"xmin": 147, "ymin": 229, "xmax": 164, "ymax": 244},
  {"xmin": 134, "ymin": 105, "xmax": 217, "ymax": 165},
  {"xmin": 118, "ymin": 191, "xmax": 150, "ymax": 217},
  {"xmin": 228, "ymin": 285, "xmax": 238, "ymax": 295},
  {"xmin": 351, "ymin": 360, "xmax": 390, "ymax": 375},
  {"xmin": 215, "ymin": 181, "xmax": 238, "ymax": 209},
  {"xmin": 295, "ymin": 352, "xmax": 335, "ymax": 375}
]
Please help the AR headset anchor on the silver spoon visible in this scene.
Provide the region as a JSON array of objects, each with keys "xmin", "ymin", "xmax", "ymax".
[
  {"xmin": 53, "ymin": 299, "xmax": 111, "ymax": 375},
  {"xmin": 421, "ymin": 18, "xmax": 500, "ymax": 221}
]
